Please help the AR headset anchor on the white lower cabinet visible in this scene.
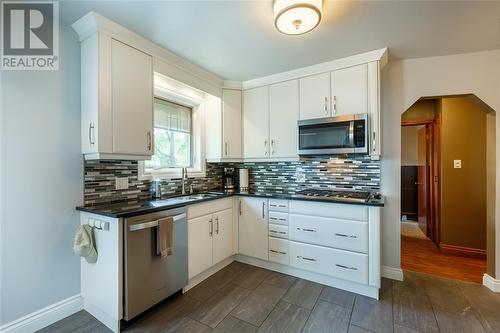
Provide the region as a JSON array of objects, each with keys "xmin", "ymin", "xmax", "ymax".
[
  {"xmin": 238, "ymin": 197, "xmax": 268, "ymax": 260},
  {"xmin": 289, "ymin": 214, "xmax": 368, "ymax": 253},
  {"xmin": 187, "ymin": 199, "xmax": 233, "ymax": 279},
  {"xmin": 289, "ymin": 241, "xmax": 368, "ymax": 284},
  {"xmin": 269, "ymin": 237, "xmax": 289, "ymax": 265}
]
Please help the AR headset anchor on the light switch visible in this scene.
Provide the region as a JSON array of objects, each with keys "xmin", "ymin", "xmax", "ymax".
[
  {"xmin": 115, "ymin": 177, "xmax": 129, "ymax": 190},
  {"xmin": 453, "ymin": 160, "xmax": 462, "ymax": 169}
]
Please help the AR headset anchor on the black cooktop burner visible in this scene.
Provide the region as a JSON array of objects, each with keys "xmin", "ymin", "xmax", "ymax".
[{"xmin": 295, "ymin": 189, "xmax": 372, "ymax": 203}]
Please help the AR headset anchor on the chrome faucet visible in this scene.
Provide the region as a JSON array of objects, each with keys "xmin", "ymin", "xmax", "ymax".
[{"xmin": 181, "ymin": 167, "xmax": 188, "ymax": 195}]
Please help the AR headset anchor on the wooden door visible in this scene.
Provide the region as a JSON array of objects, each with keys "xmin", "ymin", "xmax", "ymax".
[
  {"xmin": 238, "ymin": 197, "xmax": 269, "ymax": 260},
  {"xmin": 299, "ymin": 72, "xmax": 331, "ymax": 120},
  {"xmin": 417, "ymin": 126, "xmax": 429, "ymax": 236},
  {"xmin": 212, "ymin": 208, "xmax": 233, "ymax": 265},
  {"xmin": 243, "ymin": 87, "xmax": 269, "ymax": 158},
  {"xmin": 187, "ymin": 214, "xmax": 213, "ymax": 279},
  {"xmin": 269, "ymin": 80, "xmax": 299, "ymax": 158},
  {"xmin": 331, "ymin": 64, "xmax": 368, "ymax": 116},
  {"xmin": 111, "ymin": 39, "xmax": 153, "ymax": 156},
  {"xmin": 222, "ymin": 89, "xmax": 242, "ymax": 158}
]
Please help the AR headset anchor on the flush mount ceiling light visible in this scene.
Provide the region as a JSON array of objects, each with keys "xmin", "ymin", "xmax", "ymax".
[{"xmin": 274, "ymin": 0, "xmax": 322, "ymax": 35}]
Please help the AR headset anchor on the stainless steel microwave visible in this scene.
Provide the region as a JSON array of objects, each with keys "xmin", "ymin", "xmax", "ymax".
[{"xmin": 298, "ymin": 114, "xmax": 368, "ymax": 155}]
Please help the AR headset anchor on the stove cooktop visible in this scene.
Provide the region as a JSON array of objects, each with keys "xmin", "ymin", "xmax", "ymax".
[{"xmin": 295, "ymin": 189, "xmax": 373, "ymax": 203}]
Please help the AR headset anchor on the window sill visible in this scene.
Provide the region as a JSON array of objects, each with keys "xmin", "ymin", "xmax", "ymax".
[{"xmin": 139, "ymin": 168, "xmax": 206, "ymax": 181}]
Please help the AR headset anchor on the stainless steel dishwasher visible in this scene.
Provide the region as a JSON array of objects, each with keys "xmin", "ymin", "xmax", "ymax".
[{"xmin": 124, "ymin": 206, "xmax": 187, "ymax": 321}]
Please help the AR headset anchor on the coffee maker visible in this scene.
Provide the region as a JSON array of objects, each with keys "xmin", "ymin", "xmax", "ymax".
[{"xmin": 223, "ymin": 167, "xmax": 236, "ymax": 192}]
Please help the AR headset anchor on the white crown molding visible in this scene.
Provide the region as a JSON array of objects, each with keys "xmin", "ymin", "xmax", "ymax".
[
  {"xmin": 71, "ymin": 12, "xmax": 224, "ymax": 95},
  {"xmin": 223, "ymin": 81, "xmax": 243, "ymax": 90},
  {"xmin": 0, "ymin": 295, "xmax": 83, "ymax": 333},
  {"xmin": 381, "ymin": 265, "xmax": 404, "ymax": 281},
  {"xmin": 242, "ymin": 48, "xmax": 388, "ymax": 90},
  {"xmin": 483, "ymin": 273, "xmax": 500, "ymax": 292}
]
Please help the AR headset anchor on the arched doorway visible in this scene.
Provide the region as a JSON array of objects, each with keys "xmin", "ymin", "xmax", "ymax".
[{"xmin": 399, "ymin": 94, "xmax": 496, "ymax": 283}]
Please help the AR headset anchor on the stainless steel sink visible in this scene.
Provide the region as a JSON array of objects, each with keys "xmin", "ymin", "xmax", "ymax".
[{"xmin": 151, "ymin": 193, "xmax": 224, "ymax": 206}]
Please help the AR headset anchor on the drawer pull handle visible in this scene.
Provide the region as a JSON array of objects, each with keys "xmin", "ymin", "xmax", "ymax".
[
  {"xmin": 270, "ymin": 230, "xmax": 287, "ymax": 235},
  {"xmin": 297, "ymin": 256, "xmax": 317, "ymax": 262},
  {"xmin": 335, "ymin": 264, "xmax": 358, "ymax": 271},
  {"xmin": 334, "ymin": 233, "xmax": 358, "ymax": 239},
  {"xmin": 270, "ymin": 217, "xmax": 278, "ymax": 220},
  {"xmin": 270, "ymin": 204, "xmax": 287, "ymax": 208},
  {"xmin": 278, "ymin": 218, "xmax": 287, "ymax": 221},
  {"xmin": 270, "ymin": 249, "xmax": 287, "ymax": 255},
  {"xmin": 297, "ymin": 227, "xmax": 316, "ymax": 233}
]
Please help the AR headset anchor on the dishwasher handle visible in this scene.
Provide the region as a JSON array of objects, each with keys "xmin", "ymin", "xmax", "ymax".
[{"xmin": 128, "ymin": 213, "xmax": 186, "ymax": 232}]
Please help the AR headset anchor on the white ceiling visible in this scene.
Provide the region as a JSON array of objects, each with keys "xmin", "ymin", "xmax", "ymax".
[{"xmin": 61, "ymin": 1, "xmax": 500, "ymax": 81}]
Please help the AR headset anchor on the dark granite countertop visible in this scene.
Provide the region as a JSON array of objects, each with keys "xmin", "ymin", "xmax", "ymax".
[{"xmin": 76, "ymin": 191, "xmax": 384, "ymax": 218}]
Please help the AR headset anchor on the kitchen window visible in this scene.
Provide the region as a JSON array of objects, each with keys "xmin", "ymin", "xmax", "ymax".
[{"xmin": 145, "ymin": 98, "xmax": 193, "ymax": 170}]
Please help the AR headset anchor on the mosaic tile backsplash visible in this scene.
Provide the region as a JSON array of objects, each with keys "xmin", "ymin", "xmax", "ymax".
[{"xmin": 83, "ymin": 157, "xmax": 380, "ymax": 206}]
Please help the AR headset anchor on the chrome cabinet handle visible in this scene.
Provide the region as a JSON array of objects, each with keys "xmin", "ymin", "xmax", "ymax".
[
  {"xmin": 215, "ymin": 216, "xmax": 219, "ymax": 235},
  {"xmin": 332, "ymin": 96, "xmax": 337, "ymax": 114},
  {"xmin": 209, "ymin": 219, "xmax": 213, "ymax": 237},
  {"xmin": 271, "ymin": 140, "xmax": 275, "ymax": 155},
  {"xmin": 372, "ymin": 132, "xmax": 376, "ymax": 152},
  {"xmin": 270, "ymin": 229, "xmax": 286, "ymax": 235},
  {"xmin": 270, "ymin": 249, "xmax": 287, "ymax": 255},
  {"xmin": 297, "ymin": 227, "xmax": 317, "ymax": 233},
  {"xmin": 225, "ymin": 142, "xmax": 228, "ymax": 156},
  {"xmin": 262, "ymin": 202, "xmax": 266, "ymax": 219},
  {"xmin": 297, "ymin": 255, "xmax": 316, "ymax": 262},
  {"xmin": 324, "ymin": 97, "xmax": 328, "ymax": 115},
  {"xmin": 147, "ymin": 131, "xmax": 152, "ymax": 151},
  {"xmin": 88, "ymin": 122, "xmax": 95, "ymax": 145},
  {"xmin": 239, "ymin": 199, "xmax": 242, "ymax": 216},
  {"xmin": 335, "ymin": 264, "xmax": 358, "ymax": 271},
  {"xmin": 334, "ymin": 233, "xmax": 358, "ymax": 239},
  {"xmin": 264, "ymin": 140, "xmax": 268, "ymax": 156}
]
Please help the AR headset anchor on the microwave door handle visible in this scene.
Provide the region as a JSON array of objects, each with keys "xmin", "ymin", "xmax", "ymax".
[{"xmin": 348, "ymin": 121, "xmax": 355, "ymax": 147}]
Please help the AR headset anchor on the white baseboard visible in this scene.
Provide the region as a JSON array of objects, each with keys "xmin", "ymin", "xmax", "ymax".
[
  {"xmin": 0, "ymin": 295, "xmax": 83, "ymax": 333},
  {"xmin": 381, "ymin": 265, "xmax": 404, "ymax": 281},
  {"xmin": 483, "ymin": 274, "xmax": 500, "ymax": 292}
]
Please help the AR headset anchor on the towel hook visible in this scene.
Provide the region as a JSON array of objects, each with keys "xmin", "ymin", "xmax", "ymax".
[{"xmin": 87, "ymin": 218, "xmax": 109, "ymax": 231}]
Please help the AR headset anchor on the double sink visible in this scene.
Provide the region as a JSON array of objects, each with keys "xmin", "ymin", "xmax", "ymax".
[{"xmin": 150, "ymin": 192, "xmax": 225, "ymax": 207}]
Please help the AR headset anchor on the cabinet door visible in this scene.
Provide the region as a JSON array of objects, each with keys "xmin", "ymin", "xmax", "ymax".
[
  {"xmin": 222, "ymin": 89, "xmax": 242, "ymax": 158},
  {"xmin": 213, "ymin": 208, "xmax": 233, "ymax": 264},
  {"xmin": 243, "ymin": 87, "xmax": 269, "ymax": 158},
  {"xmin": 299, "ymin": 72, "xmax": 330, "ymax": 120},
  {"xmin": 111, "ymin": 39, "xmax": 153, "ymax": 156},
  {"xmin": 269, "ymin": 80, "xmax": 299, "ymax": 158},
  {"xmin": 238, "ymin": 197, "xmax": 268, "ymax": 260},
  {"xmin": 188, "ymin": 214, "xmax": 213, "ymax": 279},
  {"xmin": 331, "ymin": 64, "xmax": 368, "ymax": 116}
]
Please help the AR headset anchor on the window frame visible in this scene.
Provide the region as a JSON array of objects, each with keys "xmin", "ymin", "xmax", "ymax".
[{"xmin": 139, "ymin": 84, "xmax": 206, "ymax": 180}]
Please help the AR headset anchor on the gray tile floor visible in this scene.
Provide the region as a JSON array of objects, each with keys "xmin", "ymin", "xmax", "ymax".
[{"xmin": 39, "ymin": 262, "xmax": 500, "ymax": 333}]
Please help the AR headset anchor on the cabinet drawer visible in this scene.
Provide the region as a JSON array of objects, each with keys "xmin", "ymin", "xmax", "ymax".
[
  {"xmin": 188, "ymin": 198, "xmax": 232, "ymax": 219},
  {"xmin": 290, "ymin": 214, "xmax": 368, "ymax": 253},
  {"xmin": 269, "ymin": 237, "xmax": 289, "ymax": 265},
  {"xmin": 289, "ymin": 200, "xmax": 368, "ymax": 221},
  {"xmin": 269, "ymin": 199, "xmax": 288, "ymax": 212},
  {"xmin": 289, "ymin": 241, "xmax": 368, "ymax": 284},
  {"xmin": 269, "ymin": 224, "xmax": 289, "ymax": 239},
  {"xmin": 268, "ymin": 211, "xmax": 288, "ymax": 225}
]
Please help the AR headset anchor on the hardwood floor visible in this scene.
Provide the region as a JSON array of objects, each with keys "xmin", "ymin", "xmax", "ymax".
[
  {"xmin": 38, "ymin": 261, "xmax": 500, "ymax": 333},
  {"xmin": 401, "ymin": 236, "xmax": 486, "ymax": 283}
]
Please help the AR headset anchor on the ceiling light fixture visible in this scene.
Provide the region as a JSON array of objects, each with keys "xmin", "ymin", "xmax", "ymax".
[{"xmin": 274, "ymin": 0, "xmax": 322, "ymax": 35}]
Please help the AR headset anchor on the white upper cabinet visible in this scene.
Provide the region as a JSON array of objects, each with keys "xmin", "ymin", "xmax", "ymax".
[
  {"xmin": 299, "ymin": 72, "xmax": 331, "ymax": 120},
  {"xmin": 243, "ymin": 86, "xmax": 269, "ymax": 159},
  {"xmin": 78, "ymin": 32, "xmax": 153, "ymax": 160},
  {"xmin": 222, "ymin": 89, "xmax": 242, "ymax": 159},
  {"xmin": 331, "ymin": 64, "xmax": 368, "ymax": 116},
  {"xmin": 269, "ymin": 80, "xmax": 299, "ymax": 158},
  {"xmin": 111, "ymin": 39, "xmax": 153, "ymax": 156}
]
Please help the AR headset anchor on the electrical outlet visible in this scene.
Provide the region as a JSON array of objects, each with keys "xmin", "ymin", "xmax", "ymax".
[
  {"xmin": 453, "ymin": 160, "xmax": 462, "ymax": 169},
  {"xmin": 115, "ymin": 177, "xmax": 129, "ymax": 190},
  {"xmin": 296, "ymin": 171, "xmax": 306, "ymax": 183}
]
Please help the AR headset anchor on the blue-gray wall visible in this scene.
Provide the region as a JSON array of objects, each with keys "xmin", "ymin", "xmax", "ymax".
[{"xmin": 0, "ymin": 25, "xmax": 83, "ymax": 325}]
